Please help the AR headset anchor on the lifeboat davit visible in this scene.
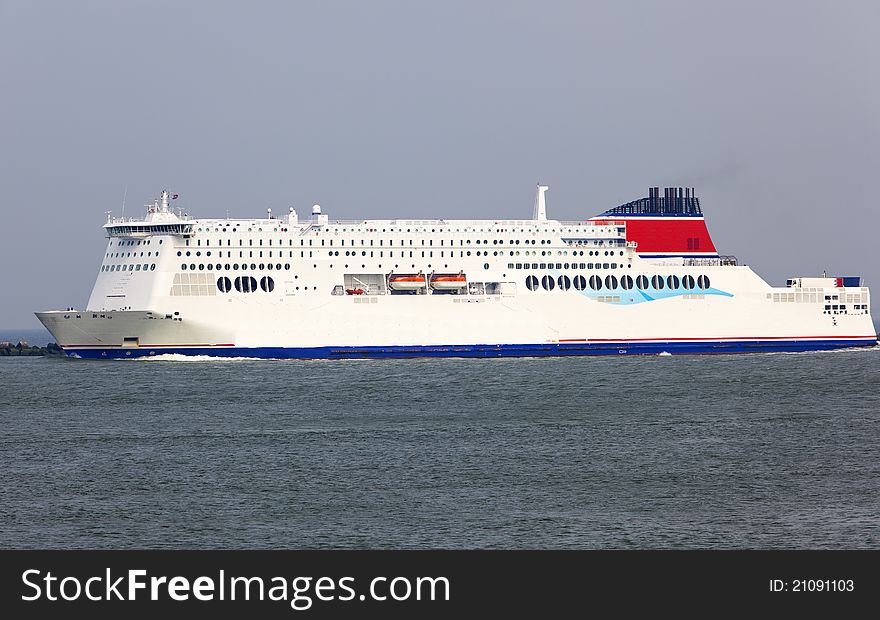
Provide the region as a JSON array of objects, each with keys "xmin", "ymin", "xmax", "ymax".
[
  {"xmin": 388, "ymin": 273, "xmax": 426, "ymax": 291},
  {"xmin": 429, "ymin": 272, "xmax": 467, "ymax": 290}
]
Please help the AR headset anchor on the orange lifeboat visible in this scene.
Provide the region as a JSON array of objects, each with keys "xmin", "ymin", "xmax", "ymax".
[
  {"xmin": 388, "ymin": 273, "xmax": 426, "ymax": 291},
  {"xmin": 345, "ymin": 287, "xmax": 365, "ymax": 295},
  {"xmin": 429, "ymin": 272, "xmax": 467, "ymax": 290}
]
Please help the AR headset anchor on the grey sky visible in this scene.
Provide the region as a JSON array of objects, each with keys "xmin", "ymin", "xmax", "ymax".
[{"xmin": 1, "ymin": 0, "xmax": 878, "ymax": 328}]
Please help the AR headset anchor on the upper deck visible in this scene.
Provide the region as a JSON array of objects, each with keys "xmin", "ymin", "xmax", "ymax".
[{"xmin": 104, "ymin": 190, "xmax": 630, "ymax": 243}]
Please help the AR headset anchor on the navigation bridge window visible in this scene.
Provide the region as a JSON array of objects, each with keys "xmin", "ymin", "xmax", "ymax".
[{"xmin": 106, "ymin": 223, "xmax": 193, "ymax": 237}]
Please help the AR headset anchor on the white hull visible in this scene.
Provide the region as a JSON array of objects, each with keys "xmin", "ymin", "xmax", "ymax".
[{"xmin": 35, "ymin": 188, "xmax": 878, "ymax": 358}]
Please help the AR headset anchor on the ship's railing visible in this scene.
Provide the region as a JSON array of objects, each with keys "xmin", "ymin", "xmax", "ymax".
[
  {"xmin": 558, "ymin": 220, "xmax": 627, "ymax": 226},
  {"xmin": 107, "ymin": 212, "xmax": 192, "ymax": 224},
  {"xmin": 683, "ymin": 256, "xmax": 738, "ymax": 266}
]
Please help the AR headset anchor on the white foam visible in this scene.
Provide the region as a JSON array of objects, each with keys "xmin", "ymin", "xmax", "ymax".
[
  {"xmin": 760, "ymin": 344, "xmax": 880, "ymax": 357},
  {"xmin": 133, "ymin": 354, "xmax": 263, "ymax": 362}
]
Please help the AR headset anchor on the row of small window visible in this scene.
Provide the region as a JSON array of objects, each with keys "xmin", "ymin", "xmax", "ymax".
[
  {"xmin": 190, "ymin": 237, "xmax": 592, "ymax": 247},
  {"xmin": 181, "ymin": 250, "xmax": 294, "ymax": 258},
  {"xmin": 216, "ymin": 276, "xmax": 275, "ymax": 293},
  {"xmin": 110, "ymin": 239, "xmax": 163, "ymax": 246},
  {"xmin": 106, "ymin": 252, "xmax": 159, "ymax": 258},
  {"xmin": 183, "ymin": 237, "xmax": 623, "ymax": 256},
  {"xmin": 823, "ymin": 304, "xmax": 868, "ymax": 314},
  {"xmin": 510, "ymin": 262, "xmax": 622, "ymax": 270},
  {"xmin": 525, "ymin": 274, "xmax": 712, "ymax": 292},
  {"xmin": 198, "ymin": 223, "xmax": 615, "ymax": 235},
  {"xmin": 182, "ymin": 263, "xmax": 292, "ymax": 271},
  {"xmin": 102, "ymin": 264, "xmax": 156, "ymax": 272}
]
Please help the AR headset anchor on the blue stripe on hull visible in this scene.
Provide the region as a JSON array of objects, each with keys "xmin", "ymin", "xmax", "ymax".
[{"xmin": 63, "ymin": 339, "xmax": 878, "ymax": 360}]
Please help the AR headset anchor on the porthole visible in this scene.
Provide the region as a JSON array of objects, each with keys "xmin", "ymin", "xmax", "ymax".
[
  {"xmin": 260, "ymin": 276, "xmax": 275, "ymax": 292},
  {"xmin": 573, "ymin": 275, "xmax": 587, "ymax": 291},
  {"xmin": 667, "ymin": 275, "xmax": 680, "ymax": 289},
  {"xmin": 541, "ymin": 275, "xmax": 555, "ymax": 291},
  {"xmin": 217, "ymin": 276, "xmax": 232, "ymax": 293},
  {"xmin": 683, "ymin": 275, "xmax": 695, "ymax": 289},
  {"xmin": 605, "ymin": 275, "xmax": 618, "ymax": 290},
  {"xmin": 636, "ymin": 275, "xmax": 648, "ymax": 289},
  {"xmin": 234, "ymin": 276, "xmax": 257, "ymax": 293},
  {"xmin": 697, "ymin": 275, "xmax": 711, "ymax": 289},
  {"xmin": 621, "ymin": 275, "xmax": 633, "ymax": 290},
  {"xmin": 589, "ymin": 275, "xmax": 601, "ymax": 290},
  {"xmin": 526, "ymin": 275, "xmax": 539, "ymax": 291},
  {"xmin": 651, "ymin": 275, "xmax": 665, "ymax": 290},
  {"xmin": 557, "ymin": 275, "xmax": 571, "ymax": 290}
]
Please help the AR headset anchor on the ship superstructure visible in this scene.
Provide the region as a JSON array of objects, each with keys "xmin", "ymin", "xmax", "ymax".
[{"xmin": 36, "ymin": 187, "xmax": 877, "ymax": 358}]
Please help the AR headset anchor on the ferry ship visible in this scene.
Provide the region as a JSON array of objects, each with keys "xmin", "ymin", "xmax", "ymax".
[{"xmin": 36, "ymin": 186, "xmax": 877, "ymax": 358}]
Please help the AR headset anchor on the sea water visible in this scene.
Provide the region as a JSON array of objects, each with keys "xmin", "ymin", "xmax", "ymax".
[{"xmin": 1, "ymin": 348, "xmax": 878, "ymax": 548}]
